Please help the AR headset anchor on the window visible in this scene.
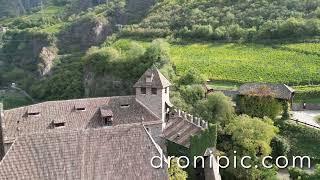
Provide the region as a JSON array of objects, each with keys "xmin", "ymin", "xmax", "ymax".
[
  {"xmin": 120, "ymin": 104, "xmax": 130, "ymax": 108},
  {"xmin": 104, "ymin": 117, "xmax": 113, "ymax": 126},
  {"xmin": 165, "ymin": 87, "xmax": 168, "ymax": 94},
  {"xmin": 141, "ymin": 87, "xmax": 146, "ymax": 94},
  {"xmin": 27, "ymin": 112, "xmax": 40, "ymax": 116},
  {"xmin": 75, "ymin": 107, "xmax": 86, "ymax": 111},
  {"xmin": 151, "ymin": 88, "xmax": 157, "ymax": 95},
  {"xmin": 53, "ymin": 122, "xmax": 65, "ymax": 128}
]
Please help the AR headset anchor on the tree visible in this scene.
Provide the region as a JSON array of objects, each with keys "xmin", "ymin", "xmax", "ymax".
[
  {"xmin": 270, "ymin": 136, "xmax": 290, "ymax": 164},
  {"xmin": 237, "ymin": 95, "xmax": 282, "ymax": 119},
  {"xmin": 144, "ymin": 39, "xmax": 170, "ymax": 67},
  {"xmin": 168, "ymin": 158, "xmax": 188, "ymax": 180},
  {"xmin": 178, "ymin": 68, "xmax": 205, "ymax": 85},
  {"xmin": 179, "ymin": 85, "xmax": 205, "ymax": 105},
  {"xmin": 225, "ymin": 115, "xmax": 279, "ymax": 157},
  {"xmin": 194, "ymin": 92, "xmax": 234, "ymax": 126},
  {"xmin": 220, "ymin": 115, "xmax": 279, "ymax": 179}
]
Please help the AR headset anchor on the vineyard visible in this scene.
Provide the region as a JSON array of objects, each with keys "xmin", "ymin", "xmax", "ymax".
[
  {"xmin": 170, "ymin": 43, "xmax": 320, "ymax": 85},
  {"xmin": 110, "ymin": 39, "xmax": 320, "ymax": 86},
  {"xmin": 281, "ymin": 43, "xmax": 320, "ymax": 55},
  {"xmin": 294, "ymin": 85, "xmax": 320, "ymax": 103}
]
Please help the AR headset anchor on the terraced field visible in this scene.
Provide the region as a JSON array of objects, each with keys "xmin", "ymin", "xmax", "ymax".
[{"xmin": 170, "ymin": 43, "xmax": 320, "ymax": 84}]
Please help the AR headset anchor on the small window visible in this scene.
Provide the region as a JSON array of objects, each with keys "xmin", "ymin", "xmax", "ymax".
[
  {"xmin": 141, "ymin": 87, "xmax": 146, "ymax": 94},
  {"xmin": 28, "ymin": 112, "xmax": 40, "ymax": 116},
  {"xmin": 151, "ymin": 88, "xmax": 157, "ymax": 95},
  {"xmin": 75, "ymin": 107, "xmax": 86, "ymax": 111},
  {"xmin": 104, "ymin": 117, "xmax": 113, "ymax": 126},
  {"xmin": 53, "ymin": 122, "xmax": 65, "ymax": 128},
  {"xmin": 165, "ymin": 87, "xmax": 168, "ymax": 94},
  {"xmin": 120, "ymin": 104, "xmax": 130, "ymax": 108}
]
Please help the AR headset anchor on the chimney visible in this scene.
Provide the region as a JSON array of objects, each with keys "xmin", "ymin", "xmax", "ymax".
[{"xmin": 0, "ymin": 103, "xmax": 5, "ymax": 160}]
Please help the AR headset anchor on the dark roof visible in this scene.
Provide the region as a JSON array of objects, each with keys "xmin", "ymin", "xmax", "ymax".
[
  {"xmin": 133, "ymin": 68, "xmax": 171, "ymax": 88},
  {"xmin": 0, "ymin": 124, "xmax": 167, "ymax": 180},
  {"xmin": 3, "ymin": 96, "xmax": 160, "ymax": 143},
  {"xmin": 163, "ymin": 117, "xmax": 203, "ymax": 148},
  {"xmin": 239, "ymin": 83, "xmax": 295, "ymax": 100}
]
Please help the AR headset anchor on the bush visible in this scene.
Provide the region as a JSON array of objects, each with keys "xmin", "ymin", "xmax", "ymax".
[
  {"xmin": 270, "ymin": 136, "xmax": 290, "ymax": 161},
  {"xmin": 179, "ymin": 85, "xmax": 205, "ymax": 105},
  {"xmin": 237, "ymin": 95, "xmax": 282, "ymax": 119},
  {"xmin": 178, "ymin": 68, "xmax": 205, "ymax": 85},
  {"xmin": 190, "ymin": 25, "xmax": 213, "ymax": 38},
  {"xmin": 194, "ymin": 92, "xmax": 234, "ymax": 125},
  {"xmin": 144, "ymin": 39, "xmax": 170, "ymax": 67},
  {"xmin": 288, "ymin": 167, "xmax": 308, "ymax": 180}
]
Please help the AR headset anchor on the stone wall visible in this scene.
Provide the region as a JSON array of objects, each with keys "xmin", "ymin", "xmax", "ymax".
[
  {"xmin": 171, "ymin": 109, "xmax": 208, "ymax": 129},
  {"xmin": 0, "ymin": 103, "xmax": 5, "ymax": 160},
  {"xmin": 292, "ymin": 103, "xmax": 320, "ymax": 111}
]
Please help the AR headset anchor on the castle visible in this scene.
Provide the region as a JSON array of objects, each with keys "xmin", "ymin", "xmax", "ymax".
[{"xmin": 0, "ymin": 68, "xmax": 220, "ymax": 180}]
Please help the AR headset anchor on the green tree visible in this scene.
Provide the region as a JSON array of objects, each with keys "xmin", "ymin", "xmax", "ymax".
[
  {"xmin": 194, "ymin": 92, "xmax": 234, "ymax": 126},
  {"xmin": 220, "ymin": 115, "xmax": 279, "ymax": 179},
  {"xmin": 179, "ymin": 84, "xmax": 205, "ymax": 105},
  {"xmin": 144, "ymin": 39, "xmax": 170, "ymax": 67},
  {"xmin": 168, "ymin": 158, "xmax": 188, "ymax": 180},
  {"xmin": 237, "ymin": 95, "xmax": 282, "ymax": 119},
  {"xmin": 270, "ymin": 136, "xmax": 290, "ymax": 163},
  {"xmin": 178, "ymin": 68, "xmax": 205, "ymax": 85},
  {"xmin": 225, "ymin": 115, "xmax": 279, "ymax": 156}
]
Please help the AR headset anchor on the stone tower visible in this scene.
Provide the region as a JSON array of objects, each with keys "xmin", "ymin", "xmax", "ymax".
[{"xmin": 134, "ymin": 68, "xmax": 172, "ymax": 126}]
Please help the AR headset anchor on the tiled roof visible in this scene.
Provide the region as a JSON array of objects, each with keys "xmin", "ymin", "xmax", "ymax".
[
  {"xmin": 99, "ymin": 108, "xmax": 113, "ymax": 117},
  {"xmin": 239, "ymin": 83, "xmax": 295, "ymax": 100},
  {"xmin": 0, "ymin": 124, "xmax": 168, "ymax": 180},
  {"xmin": 163, "ymin": 117, "xmax": 203, "ymax": 148},
  {"xmin": 133, "ymin": 68, "xmax": 171, "ymax": 88},
  {"xmin": 3, "ymin": 96, "xmax": 160, "ymax": 143}
]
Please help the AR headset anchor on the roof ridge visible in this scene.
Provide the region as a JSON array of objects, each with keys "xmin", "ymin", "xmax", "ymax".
[{"xmin": 4, "ymin": 95, "xmax": 136, "ymax": 111}]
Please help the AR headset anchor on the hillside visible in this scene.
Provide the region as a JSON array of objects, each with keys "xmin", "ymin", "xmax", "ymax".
[
  {"xmin": 125, "ymin": 0, "xmax": 320, "ymax": 40},
  {"xmin": 1, "ymin": 0, "xmax": 320, "ymax": 108}
]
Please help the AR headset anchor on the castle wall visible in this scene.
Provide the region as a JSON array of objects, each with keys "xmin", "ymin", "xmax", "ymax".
[{"xmin": 0, "ymin": 103, "xmax": 5, "ymax": 160}]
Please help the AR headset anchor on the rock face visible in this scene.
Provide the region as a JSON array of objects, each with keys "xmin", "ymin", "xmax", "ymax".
[
  {"xmin": 38, "ymin": 46, "xmax": 57, "ymax": 76},
  {"xmin": 58, "ymin": 17, "xmax": 111, "ymax": 54}
]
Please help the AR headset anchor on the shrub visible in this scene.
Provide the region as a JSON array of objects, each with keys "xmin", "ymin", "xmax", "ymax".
[
  {"xmin": 270, "ymin": 136, "xmax": 290, "ymax": 161},
  {"xmin": 178, "ymin": 68, "xmax": 205, "ymax": 85},
  {"xmin": 144, "ymin": 39, "xmax": 170, "ymax": 67},
  {"xmin": 190, "ymin": 25, "xmax": 213, "ymax": 38},
  {"xmin": 194, "ymin": 92, "xmax": 234, "ymax": 125},
  {"xmin": 288, "ymin": 167, "xmax": 308, "ymax": 180},
  {"xmin": 237, "ymin": 95, "xmax": 282, "ymax": 119},
  {"xmin": 179, "ymin": 85, "xmax": 205, "ymax": 105}
]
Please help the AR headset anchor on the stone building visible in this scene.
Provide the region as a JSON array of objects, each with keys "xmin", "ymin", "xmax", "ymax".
[
  {"xmin": 0, "ymin": 67, "xmax": 220, "ymax": 180},
  {"xmin": 239, "ymin": 83, "xmax": 295, "ymax": 106}
]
